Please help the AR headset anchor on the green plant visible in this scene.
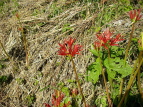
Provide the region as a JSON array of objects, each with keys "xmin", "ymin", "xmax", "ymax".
[
  {"xmin": 0, "ymin": 0, "xmax": 10, "ymax": 11},
  {"xmin": 16, "ymin": 78, "xmax": 26, "ymax": 85},
  {"xmin": 0, "ymin": 75, "xmax": 13, "ymax": 85},
  {"xmin": 118, "ymin": 9, "xmax": 142, "ymax": 107},
  {"xmin": 48, "ymin": 3, "xmax": 63, "ymax": 18},
  {"xmin": 0, "ymin": 75, "xmax": 8, "ymax": 85},
  {"xmin": 86, "ymin": 28, "xmax": 134, "ymax": 106},
  {"xmin": 95, "ymin": 95, "xmax": 108, "ymax": 107},
  {"xmin": 0, "ymin": 40, "xmax": 11, "ymax": 61},
  {"xmin": 0, "ymin": 0, "xmax": 9, "ymax": 6},
  {"xmin": 0, "ymin": 63, "xmax": 5, "ymax": 69},
  {"xmin": 44, "ymin": 90, "xmax": 71, "ymax": 107},
  {"xmin": 96, "ymin": 1, "xmax": 132, "ymax": 27},
  {"xmin": 11, "ymin": 0, "xmax": 19, "ymax": 14},
  {"xmin": 62, "ymin": 23, "xmax": 73, "ymax": 35},
  {"xmin": 25, "ymin": 94, "xmax": 36, "ymax": 106},
  {"xmin": 58, "ymin": 37, "xmax": 87, "ymax": 107}
]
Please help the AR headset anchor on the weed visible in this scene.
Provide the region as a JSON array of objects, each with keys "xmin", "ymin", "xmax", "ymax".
[
  {"xmin": 16, "ymin": 78, "xmax": 26, "ymax": 85},
  {"xmin": 0, "ymin": 75, "xmax": 13, "ymax": 86},
  {"xmin": 0, "ymin": 75, "xmax": 8, "ymax": 85},
  {"xmin": 25, "ymin": 94, "xmax": 36, "ymax": 106}
]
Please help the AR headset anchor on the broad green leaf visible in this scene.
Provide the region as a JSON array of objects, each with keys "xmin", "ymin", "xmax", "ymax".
[
  {"xmin": 110, "ymin": 46, "xmax": 124, "ymax": 57},
  {"xmin": 106, "ymin": 68, "xmax": 116, "ymax": 79},
  {"xmin": 90, "ymin": 45, "xmax": 98, "ymax": 56},
  {"xmin": 104, "ymin": 58, "xmax": 132, "ymax": 78},
  {"xmin": 86, "ymin": 58, "xmax": 102, "ymax": 84},
  {"xmin": 114, "ymin": 64, "xmax": 132, "ymax": 78},
  {"xmin": 62, "ymin": 87, "xmax": 70, "ymax": 96}
]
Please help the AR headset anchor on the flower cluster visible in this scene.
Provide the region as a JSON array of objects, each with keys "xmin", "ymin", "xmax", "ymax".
[
  {"xmin": 58, "ymin": 37, "xmax": 82, "ymax": 57},
  {"xmin": 128, "ymin": 9, "xmax": 142, "ymax": 22},
  {"xmin": 94, "ymin": 29, "xmax": 124, "ymax": 49},
  {"xmin": 44, "ymin": 90, "xmax": 70, "ymax": 107}
]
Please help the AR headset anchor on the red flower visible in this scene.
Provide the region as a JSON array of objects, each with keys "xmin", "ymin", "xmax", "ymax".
[
  {"xmin": 128, "ymin": 9, "xmax": 142, "ymax": 22},
  {"xmin": 109, "ymin": 34, "xmax": 124, "ymax": 46},
  {"xmin": 58, "ymin": 37, "xmax": 82, "ymax": 57},
  {"xmin": 94, "ymin": 41, "xmax": 102, "ymax": 50},
  {"xmin": 95, "ymin": 29, "xmax": 124, "ymax": 49},
  {"xmin": 51, "ymin": 90, "xmax": 71, "ymax": 107},
  {"xmin": 44, "ymin": 103, "xmax": 51, "ymax": 107},
  {"xmin": 44, "ymin": 90, "xmax": 71, "ymax": 107},
  {"xmin": 52, "ymin": 92, "xmax": 64, "ymax": 106}
]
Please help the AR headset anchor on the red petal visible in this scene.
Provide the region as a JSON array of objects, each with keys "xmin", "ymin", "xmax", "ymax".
[{"xmin": 44, "ymin": 103, "xmax": 51, "ymax": 107}]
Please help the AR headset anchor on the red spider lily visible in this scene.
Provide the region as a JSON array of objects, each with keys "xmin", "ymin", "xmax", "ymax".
[
  {"xmin": 109, "ymin": 34, "xmax": 124, "ymax": 46},
  {"xmin": 52, "ymin": 91, "xmax": 64, "ymax": 106},
  {"xmin": 58, "ymin": 37, "xmax": 82, "ymax": 57},
  {"xmin": 44, "ymin": 103, "xmax": 51, "ymax": 107},
  {"xmin": 95, "ymin": 29, "xmax": 124, "ymax": 49},
  {"xmin": 94, "ymin": 41, "xmax": 102, "ymax": 50},
  {"xmin": 128, "ymin": 9, "xmax": 142, "ymax": 22},
  {"xmin": 44, "ymin": 90, "xmax": 71, "ymax": 107}
]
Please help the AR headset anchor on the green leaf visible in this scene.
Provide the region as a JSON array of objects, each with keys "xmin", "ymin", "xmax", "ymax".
[
  {"xmin": 104, "ymin": 58, "xmax": 132, "ymax": 78},
  {"xmin": 67, "ymin": 79, "xmax": 75, "ymax": 83},
  {"xmin": 114, "ymin": 64, "xmax": 132, "ymax": 78},
  {"xmin": 90, "ymin": 45, "xmax": 98, "ymax": 56},
  {"xmin": 106, "ymin": 68, "xmax": 116, "ymax": 79},
  {"xmin": 110, "ymin": 46, "xmax": 124, "ymax": 57},
  {"xmin": 86, "ymin": 58, "xmax": 102, "ymax": 84},
  {"xmin": 39, "ymin": 86, "xmax": 50, "ymax": 92},
  {"xmin": 62, "ymin": 87, "xmax": 70, "ymax": 96},
  {"xmin": 0, "ymin": 75, "xmax": 8, "ymax": 84},
  {"xmin": 101, "ymin": 96, "xmax": 108, "ymax": 107}
]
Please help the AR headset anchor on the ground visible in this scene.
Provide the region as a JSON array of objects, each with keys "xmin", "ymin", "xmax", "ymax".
[{"xmin": 0, "ymin": 0, "xmax": 143, "ymax": 107}]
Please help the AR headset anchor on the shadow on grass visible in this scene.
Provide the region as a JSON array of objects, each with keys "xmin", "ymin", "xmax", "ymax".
[{"xmin": 113, "ymin": 93, "xmax": 143, "ymax": 107}]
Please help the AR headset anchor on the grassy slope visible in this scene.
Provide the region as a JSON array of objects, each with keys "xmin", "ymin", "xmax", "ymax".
[{"xmin": 0, "ymin": 0, "xmax": 143, "ymax": 107}]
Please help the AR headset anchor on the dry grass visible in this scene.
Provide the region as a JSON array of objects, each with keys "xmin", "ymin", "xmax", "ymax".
[{"xmin": 0, "ymin": 0, "xmax": 143, "ymax": 107}]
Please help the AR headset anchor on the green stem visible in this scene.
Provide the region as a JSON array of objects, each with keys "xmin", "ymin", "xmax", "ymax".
[
  {"xmin": 107, "ymin": 48, "xmax": 111, "ymax": 61},
  {"xmin": 71, "ymin": 57, "xmax": 87, "ymax": 107},
  {"xmin": 129, "ymin": 57, "xmax": 140, "ymax": 82},
  {"xmin": 118, "ymin": 55, "xmax": 143, "ymax": 107},
  {"xmin": 98, "ymin": 51, "xmax": 112, "ymax": 107},
  {"xmin": 0, "ymin": 40, "xmax": 11, "ymax": 61},
  {"xmin": 137, "ymin": 51, "xmax": 143, "ymax": 101},
  {"xmin": 102, "ymin": 68, "xmax": 112, "ymax": 107},
  {"xmin": 107, "ymin": 48, "xmax": 113, "ymax": 93},
  {"xmin": 0, "ymin": 40, "xmax": 18, "ymax": 74},
  {"xmin": 122, "ymin": 53, "xmax": 141, "ymax": 103},
  {"xmin": 118, "ymin": 22, "xmax": 135, "ymax": 104},
  {"xmin": 122, "ymin": 50, "xmax": 143, "ymax": 105},
  {"xmin": 118, "ymin": 78, "xmax": 124, "ymax": 101},
  {"xmin": 124, "ymin": 23, "xmax": 135, "ymax": 65}
]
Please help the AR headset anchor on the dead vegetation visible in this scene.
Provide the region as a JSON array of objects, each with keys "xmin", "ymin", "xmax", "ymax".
[{"xmin": 0, "ymin": 0, "xmax": 143, "ymax": 107}]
